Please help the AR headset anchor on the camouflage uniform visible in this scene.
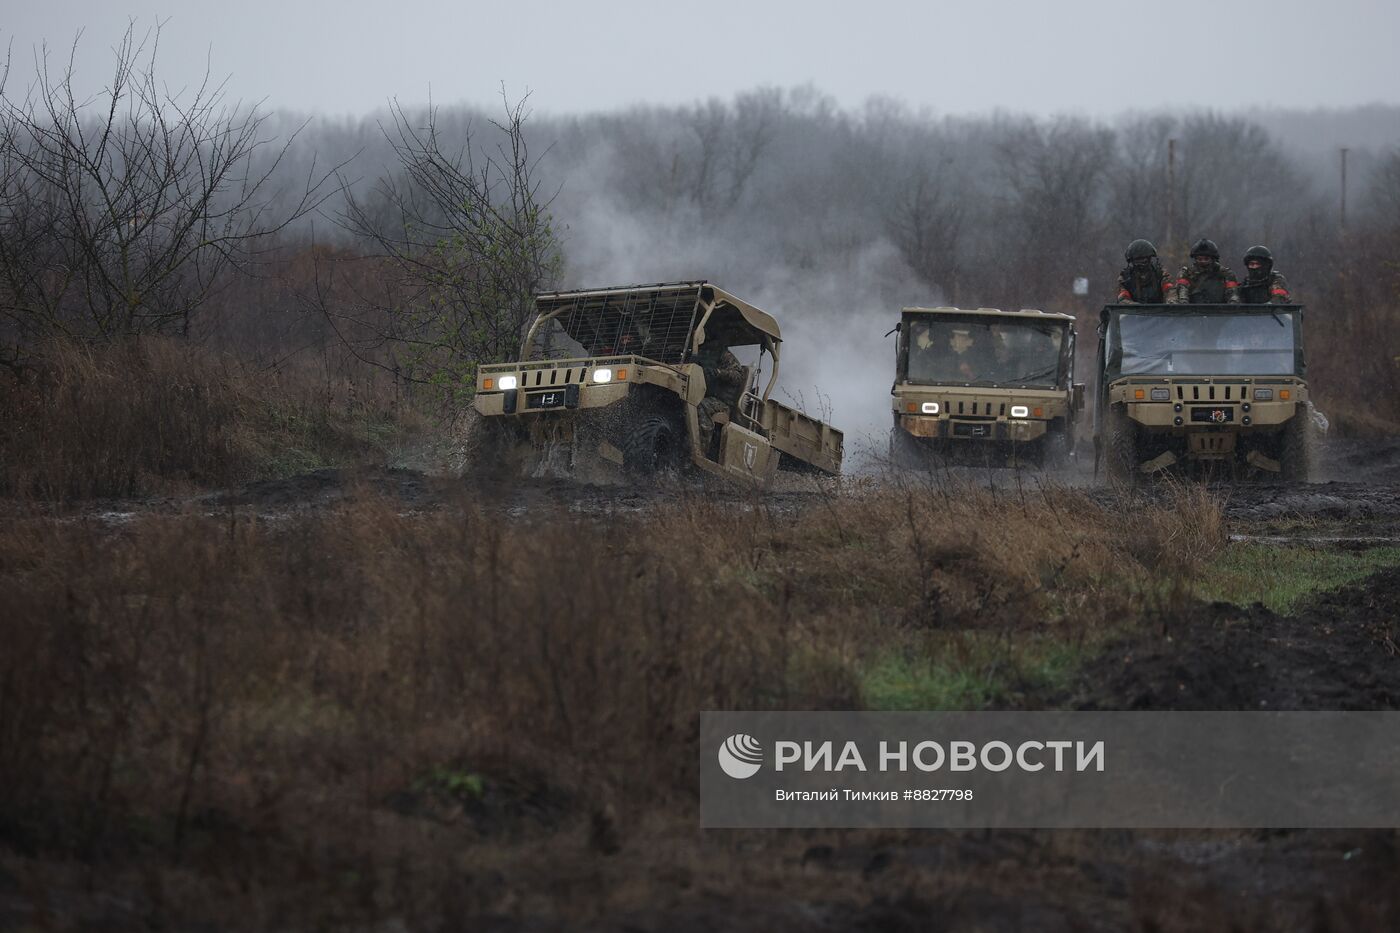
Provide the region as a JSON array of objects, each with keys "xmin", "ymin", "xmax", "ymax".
[
  {"xmin": 696, "ymin": 347, "xmax": 745, "ymax": 450},
  {"xmin": 1237, "ymin": 246, "xmax": 1292, "ymax": 304},
  {"xmin": 1115, "ymin": 239, "xmax": 1173, "ymax": 304},
  {"xmin": 1172, "ymin": 263, "xmax": 1240, "ymax": 304},
  {"xmin": 1238, "ymin": 270, "xmax": 1291, "ymax": 305},
  {"xmin": 1116, "ymin": 262, "xmax": 1174, "ymax": 303}
]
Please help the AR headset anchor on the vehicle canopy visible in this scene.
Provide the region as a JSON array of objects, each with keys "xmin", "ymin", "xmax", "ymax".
[
  {"xmin": 1098, "ymin": 304, "xmax": 1305, "ymax": 383},
  {"xmin": 524, "ymin": 281, "xmax": 780, "ymax": 364},
  {"xmin": 897, "ymin": 307, "xmax": 1076, "ymax": 389}
]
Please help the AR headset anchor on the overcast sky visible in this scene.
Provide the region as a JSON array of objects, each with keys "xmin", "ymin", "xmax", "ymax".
[{"xmin": 5, "ymin": 0, "xmax": 1399, "ymax": 118}]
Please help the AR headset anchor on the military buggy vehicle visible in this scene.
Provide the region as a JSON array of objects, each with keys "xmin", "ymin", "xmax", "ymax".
[
  {"xmin": 888, "ymin": 307, "xmax": 1085, "ymax": 468},
  {"xmin": 472, "ymin": 282, "xmax": 843, "ymax": 485},
  {"xmin": 1094, "ymin": 303, "xmax": 1316, "ymax": 482}
]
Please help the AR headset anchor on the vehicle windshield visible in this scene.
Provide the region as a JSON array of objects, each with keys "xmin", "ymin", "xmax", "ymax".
[
  {"xmin": 905, "ymin": 316, "xmax": 1066, "ymax": 387},
  {"xmin": 1112, "ymin": 310, "xmax": 1299, "ymax": 376}
]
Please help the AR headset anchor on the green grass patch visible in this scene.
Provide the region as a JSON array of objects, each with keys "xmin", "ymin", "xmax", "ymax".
[
  {"xmin": 859, "ymin": 635, "xmax": 1095, "ymax": 711},
  {"xmin": 861, "ymin": 653, "xmax": 998, "ymax": 710},
  {"xmin": 1196, "ymin": 544, "xmax": 1400, "ymax": 614},
  {"xmin": 244, "ymin": 402, "xmax": 423, "ymax": 480}
]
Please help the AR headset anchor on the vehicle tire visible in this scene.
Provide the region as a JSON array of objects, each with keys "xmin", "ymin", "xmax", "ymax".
[
  {"xmin": 464, "ymin": 412, "xmax": 521, "ymax": 480},
  {"xmin": 1279, "ymin": 404, "xmax": 1315, "ymax": 483},
  {"xmin": 889, "ymin": 424, "xmax": 934, "ymax": 471},
  {"xmin": 623, "ymin": 415, "xmax": 684, "ymax": 477},
  {"xmin": 1103, "ymin": 403, "xmax": 1138, "ymax": 485},
  {"xmin": 1042, "ymin": 422, "xmax": 1074, "ymax": 470}
]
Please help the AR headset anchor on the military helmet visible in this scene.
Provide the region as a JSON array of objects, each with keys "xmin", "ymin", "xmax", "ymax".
[
  {"xmin": 1243, "ymin": 244, "xmax": 1274, "ymax": 278},
  {"xmin": 1189, "ymin": 238, "xmax": 1221, "ymax": 260},
  {"xmin": 1124, "ymin": 238, "xmax": 1158, "ymax": 263}
]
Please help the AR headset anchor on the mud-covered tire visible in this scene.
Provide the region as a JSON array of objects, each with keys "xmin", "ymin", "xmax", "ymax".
[
  {"xmin": 889, "ymin": 424, "xmax": 935, "ymax": 471},
  {"xmin": 463, "ymin": 412, "xmax": 521, "ymax": 479},
  {"xmin": 623, "ymin": 415, "xmax": 685, "ymax": 477},
  {"xmin": 1041, "ymin": 423, "xmax": 1074, "ymax": 470},
  {"xmin": 1103, "ymin": 404, "xmax": 1138, "ymax": 485},
  {"xmin": 1280, "ymin": 405, "xmax": 1315, "ymax": 483}
]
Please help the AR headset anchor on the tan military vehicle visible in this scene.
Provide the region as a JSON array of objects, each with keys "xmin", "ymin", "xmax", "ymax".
[
  {"xmin": 472, "ymin": 281, "xmax": 843, "ymax": 485},
  {"xmin": 1094, "ymin": 303, "xmax": 1316, "ymax": 482},
  {"xmin": 889, "ymin": 307, "xmax": 1084, "ymax": 467}
]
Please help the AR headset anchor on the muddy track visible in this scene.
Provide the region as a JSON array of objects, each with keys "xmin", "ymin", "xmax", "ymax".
[
  {"xmin": 1056, "ymin": 566, "xmax": 1400, "ymax": 711},
  {"xmin": 24, "ymin": 437, "xmax": 1400, "ymax": 533}
]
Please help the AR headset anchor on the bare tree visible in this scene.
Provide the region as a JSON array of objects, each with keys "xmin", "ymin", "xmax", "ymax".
[
  {"xmin": 330, "ymin": 91, "xmax": 562, "ymax": 394},
  {"xmin": 0, "ymin": 26, "xmax": 330, "ymax": 370},
  {"xmin": 1174, "ymin": 114, "xmax": 1302, "ymax": 251},
  {"xmin": 1367, "ymin": 149, "xmax": 1400, "ymax": 230},
  {"xmin": 886, "ymin": 155, "xmax": 964, "ymax": 302},
  {"xmin": 1108, "ymin": 114, "xmax": 1175, "ymax": 249},
  {"xmin": 993, "ymin": 117, "xmax": 1115, "ymax": 307}
]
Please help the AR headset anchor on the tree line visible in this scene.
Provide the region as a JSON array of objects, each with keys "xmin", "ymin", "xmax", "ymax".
[{"xmin": 3, "ymin": 32, "xmax": 1397, "ymax": 407}]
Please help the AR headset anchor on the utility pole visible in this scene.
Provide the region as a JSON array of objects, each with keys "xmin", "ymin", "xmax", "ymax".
[
  {"xmin": 1166, "ymin": 138, "xmax": 1177, "ymax": 261},
  {"xmin": 1339, "ymin": 147, "xmax": 1349, "ymax": 232}
]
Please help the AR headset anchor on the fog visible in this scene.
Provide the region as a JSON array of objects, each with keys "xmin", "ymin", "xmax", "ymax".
[
  {"xmin": 7, "ymin": 1, "xmax": 1400, "ymax": 116},
  {"xmin": 5, "ymin": 11, "xmax": 1399, "ymax": 453}
]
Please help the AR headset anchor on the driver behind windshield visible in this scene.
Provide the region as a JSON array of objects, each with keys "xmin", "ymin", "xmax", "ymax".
[
  {"xmin": 910, "ymin": 319, "xmax": 1062, "ymax": 386},
  {"xmin": 915, "ymin": 326, "xmax": 993, "ymax": 381}
]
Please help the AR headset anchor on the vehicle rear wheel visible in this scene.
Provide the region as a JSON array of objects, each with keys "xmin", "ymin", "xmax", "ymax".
[
  {"xmin": 623, "ymin": 415, "xmax": 685, "ymax": 477},
  {"xmin": 1103, "ymin": 404, "xmax": 1138, "ymax": 485},
  {"xmin": 1279, "ymin": 404, "xmax": 1315, "ymax": 483}
]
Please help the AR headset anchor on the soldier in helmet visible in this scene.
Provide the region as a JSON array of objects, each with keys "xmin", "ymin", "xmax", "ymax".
[
  {"xmin": 1237, "ymin": 245, "xmax": 1292, "ymax": 304},
  {"xmin": 1115, "ymin": 239, "xmax": 1175, "ymax": 304},
  {"xmin": 695, "ymin": 336, "xmax": 747, "ymax": 453},
  {"xmin": 1173, "ymin": 238, "xmax": 1240, "ymax": 304}
]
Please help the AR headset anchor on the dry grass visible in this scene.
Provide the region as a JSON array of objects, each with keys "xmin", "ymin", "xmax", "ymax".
[
  {"xmin": 0, "ymin": 476, "xmax": 1233, "ymax": 928},
  {"xmin": 0, "ymin": 338, "xmax": 427, "ymax": 500}
]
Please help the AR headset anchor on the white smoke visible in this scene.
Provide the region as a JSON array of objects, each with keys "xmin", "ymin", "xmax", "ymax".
[{"xmin": 552, "ymin": 138, "xmax": 934, "ymax": 469}]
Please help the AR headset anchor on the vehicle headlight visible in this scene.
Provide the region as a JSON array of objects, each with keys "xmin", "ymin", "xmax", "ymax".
[
  {"xmin": 1253, "ymin": 388, "xmax": 1273, "ymax": 401},
  {"xmin": 921, "ymin": 402, "xmax": 939, "ymax": 415},
  {"xmin": 1010, "ymin": 405, "xmax": 1029, "ymax": 418},
  {"xmin": 1150, "ymin": 388, "xmax": 1170, "ymax": 401},
  {"xmin": 592, "ymin": 368, "xmax": 613, "ymax": 384},
  {"xmin": 498, "ymin": 375, "xmax": 517, "ymax": 391}
]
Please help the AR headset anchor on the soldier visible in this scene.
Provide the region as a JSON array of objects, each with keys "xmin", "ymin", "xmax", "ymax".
[
  {"xmin": 1237, "ymin": 245, "xmax": 1292, "ymax": 304},
  {"xmin": 695, "ymin": 339, "xmax": 747, "ymax": 451},
  {"xmin": 1173, "ymin": 239, "xmax": 1240, "ymax": 304},
  {"xmin": 1115, "ymin": 239, "xmax": 1174, "ymax": 304},
  {"xmin": 945, "ymin": 327, "xmax": 999, "ymax": 381}
]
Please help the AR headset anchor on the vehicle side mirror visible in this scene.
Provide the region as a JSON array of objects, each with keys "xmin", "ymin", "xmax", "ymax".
[{"xmin": 1072, "ymin": 383, "xmax": 1086, "ymax": 412}]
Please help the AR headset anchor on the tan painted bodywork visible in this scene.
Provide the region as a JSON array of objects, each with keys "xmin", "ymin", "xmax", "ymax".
[
  {"xmin": 891, "ymin": 306, "xmax": 1080, "ymax": 447},
  {"xmin": 892, "ymin": 385, "xmax": 1074, "ymax": 443},
  {"xmin": 1107, "ymin": 375, "xmax": 1308, "ymax": 458},
  {"xmin": 474, "ymin": 354, "xmax": 843, "ymax": 484}
]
